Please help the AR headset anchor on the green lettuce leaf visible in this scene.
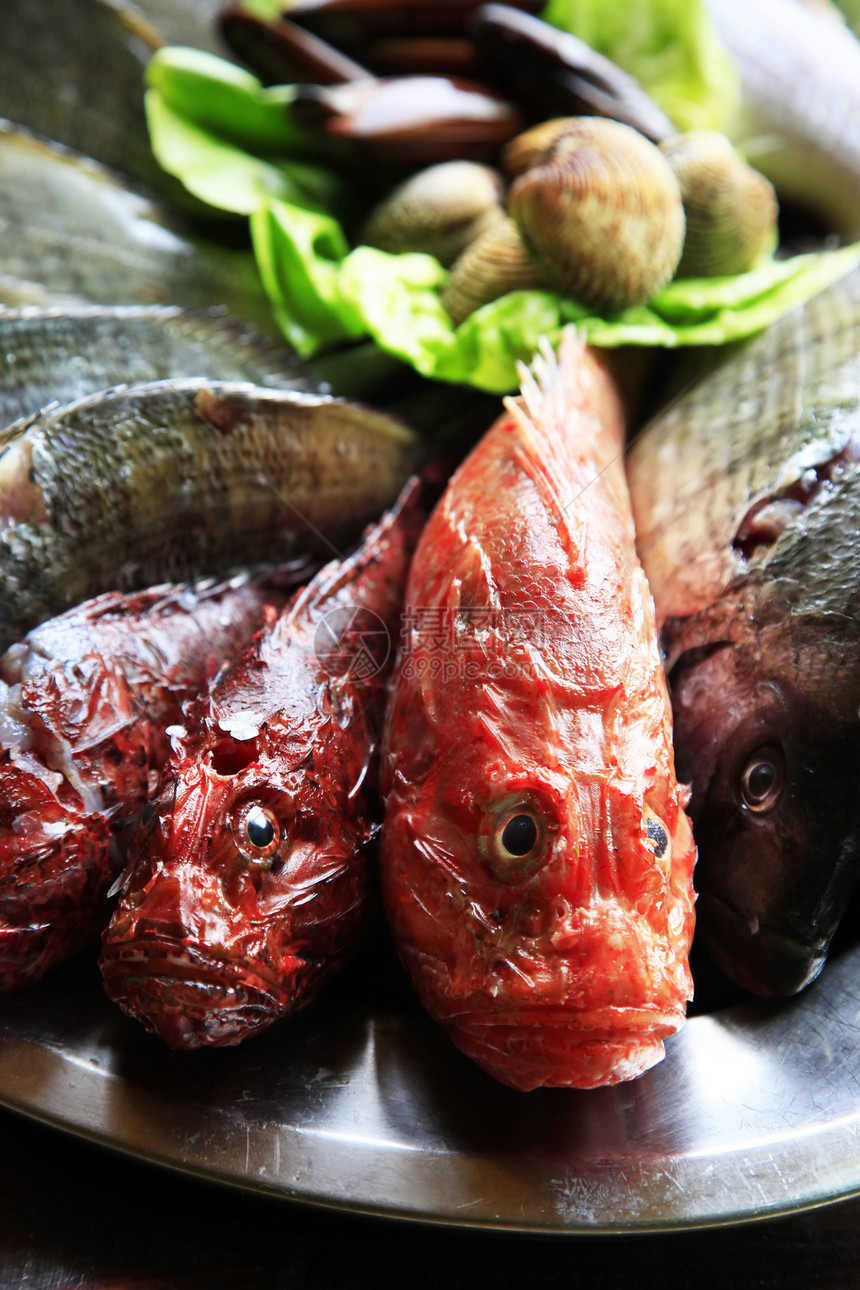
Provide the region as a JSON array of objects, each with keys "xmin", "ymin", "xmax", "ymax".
[
  {"xmin": 145, "ymin": 48, "xmax": 346, "ymax": 217},
  {"xmin": 539, "ymin": 0, "xmax": 740, "ymax": 132},
  {"xmin": 144, "ymin": 47, "xmax": 860, "ymax": 396},
  {"xmin": 247, "ymin": 195, "xmax": 860, "ymax": 393},
  {"xmin": 146, "ymin": 47, "xmax": 310, "ymax": 153}
]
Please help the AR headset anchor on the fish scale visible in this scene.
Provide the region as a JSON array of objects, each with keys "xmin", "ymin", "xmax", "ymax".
[
  {"xmin": 0, "ymin": 123, "xmax": 278, "ymax": 335},
  {"xmin": 381, "ymin": 334, "xmax": 696, "ymax": 1092},
  {"xmin": 0, "ymin": 377, "xmax": 419, "ymax": 651},
  {"xmin": 100, "ymin": 479, "xmax": 426, "ymax": 1050},
  {"xmin": 630, "ymin": 273, "xmax": 860, "ymax": 648},
  {"xmin": 0, "ymin": 573, "xmax": 296, "ymax": 993},
  {"xmin": 0, "ymin": 305, "xmax": 313, "ymax": 429}
]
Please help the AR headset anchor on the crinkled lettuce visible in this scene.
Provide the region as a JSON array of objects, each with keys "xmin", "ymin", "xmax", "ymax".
[
  {"xmin": 539, "ymin": 0, "xmax": 740, "ymax": 132},
  {"xmin": 145, "ymin": 46, "xmax": 860, "ymax": 395},
  {"xmin": 250, "ymin": 196, "xmax": 860, "ymax": 391}
]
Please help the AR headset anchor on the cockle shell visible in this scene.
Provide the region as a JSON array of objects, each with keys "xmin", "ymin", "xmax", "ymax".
[
  {"xmin": 659, "ymin": 131, "xmax": 779, "ymax": 278},
  {"xmin": 507, "ymin": 117, "xmax": 686, "ymax": 314},
  {"xmin": 441, "ymin": 212, "xmax": 543, "ymax": 324},
  {"xmin": 502, "ymin": 117, "xmax": 585, "ymax": 180},
  {"xmin": 360, "ymin": 160, "xmax": 504, "ymax": 266}
]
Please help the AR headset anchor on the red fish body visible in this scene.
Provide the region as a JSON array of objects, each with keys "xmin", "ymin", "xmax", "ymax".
[
  {"xmin": 381, "ymin": 336, "xmax": 696, "ymax": 1091},
  {"xmin": 0, "ymin": 578, "xmax": 278, "ymax": 992},
  {"xmin": 100, "ymin": 482, "xmax": 424, "ymax": 1049}
]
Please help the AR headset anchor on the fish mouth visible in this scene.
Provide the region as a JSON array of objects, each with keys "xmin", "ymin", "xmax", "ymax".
[
  {"xmin": 100, "ymin": 940, "xmax": 311, "ymax": 1049},
  {"xmin": 696, "ymin": 892, "xmax": 828, "ymax": 997},
  {"xmin": 0, "ymin": 840, "xmax": 115, "ymax": 991},
  {"xmin": 450, "ymin": 1006, "xmax": 684, "ymax": 1091}
]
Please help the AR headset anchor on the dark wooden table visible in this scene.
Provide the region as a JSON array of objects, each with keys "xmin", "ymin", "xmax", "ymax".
[{"xmin": 2, "ymin": 1104, "xmax": 859, "ymax": 1290}]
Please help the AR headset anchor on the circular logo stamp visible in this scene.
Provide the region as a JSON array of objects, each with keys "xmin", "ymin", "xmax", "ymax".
[{"xmin": 313, "ymin": 606, "xmax": 391, "ymax": 682}]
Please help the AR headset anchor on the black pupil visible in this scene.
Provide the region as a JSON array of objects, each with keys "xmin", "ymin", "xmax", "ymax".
[
  {"xmin": 501, "ymin": 814, "xmax": 538, "ymax": 857},
  {"xmin": 746, "ymin": 761, "xmax": 775, "ymax": 802},
  {"xmin": 246, "ymin": 808, "xmax": 275, "ymax": 849},
  {"xmin": 646, "ymin": 817, "xmax": 668, "ymax": 859}
]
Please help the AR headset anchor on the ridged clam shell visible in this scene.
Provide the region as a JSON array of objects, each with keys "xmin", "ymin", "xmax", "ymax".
[
  {"xmin": 507, "ymin": 118, "xmax": 685, "ymax": 314},
  {"xmin": 502, "ymin": 117, "xmax": 584, "ymax": 180},
  {"xmin": 360, "ymin": 161, "xmax": 504, "ymax": 266},
  {"xmin": 441, "ymin": 213, "xmax": 543, "ymax": 324},
  {"xmin": 659, "ymin": 131, "xmax": 779, "ymax": 278}
]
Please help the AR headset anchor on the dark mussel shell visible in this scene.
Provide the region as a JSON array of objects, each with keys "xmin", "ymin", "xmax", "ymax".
[
  {"xmin": 291, "ymin": 76, "xmax": 524, "ymax": 165},
  {"xmin": 287, "ymin": 0, "xmax": 543, "ymax": 42},
  {"xmin": 472, "ymin": 3, "xmax": 675, "ymax": 145},
  {"xmin": 359, "ymin": 37, "xmax": 480, "ymax": 77},
  {"xmin": 219, "ymin": 7, "xmax": 370, "ymax": 84}
]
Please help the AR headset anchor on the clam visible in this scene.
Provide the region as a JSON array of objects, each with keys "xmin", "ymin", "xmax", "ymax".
[
  {"xmin": 659, "ymin": 131, "xmax": 779, "ymax": 278},
  {"xmin": 360, "ymin": 160, "xmax": 504, "ymax": 265},
  {"xmin": 507, "ymin": 117, "xmax": 686, "ymax": 314},
  {"xmin": 441, "ymin": 213, "xmax": 543, "ymax": 324},
  {"xmin": 502, "ymin": 117, "xmax": 586, "ymax": 180}
]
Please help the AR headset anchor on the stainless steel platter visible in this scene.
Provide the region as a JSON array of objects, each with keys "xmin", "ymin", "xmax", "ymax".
[{"xmin": 1, "ymin": 933, "xmax": 859, "ymax": 1234}]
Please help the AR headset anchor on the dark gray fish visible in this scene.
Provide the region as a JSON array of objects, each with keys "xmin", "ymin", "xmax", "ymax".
[
  {"xmin": 0, "ymin": 305, "xmax": 312, "ymax": 428},
  {"xmin": 0, "ymin": 123, "xmax": 277, "ymax": 337},
  {"xmin": 0, "ymin": 276, "xmax": 91, "ymax": 311},
  {"xmin": 0, "ymin": 378, "xmax": 419, "ymax": 651},
  {"xmin": 0, "ymin": 0, "xmax": 226, "ymax": 191},
  {"xmin": 628, "ymin": 267, "xmax": 860, "ymax": 998},
  {"xmin": 707, "ymin": 0, "xmax": 860, "ymax": 236}
]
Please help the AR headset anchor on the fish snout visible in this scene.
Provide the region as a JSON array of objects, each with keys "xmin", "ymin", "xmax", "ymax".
[{"xmin": 115, "ymin": 872, "xmax": 188, "ymax": 944}]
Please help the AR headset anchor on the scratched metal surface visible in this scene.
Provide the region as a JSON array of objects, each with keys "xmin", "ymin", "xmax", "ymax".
[{"xmin": 0, "ymin": 938, "xmax": 858, "ymax": 1235}]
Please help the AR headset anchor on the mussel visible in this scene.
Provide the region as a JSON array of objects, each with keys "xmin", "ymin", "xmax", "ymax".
[
  {"xmin": 291, "ymin": 75, "xmax": 524, "ymax": 164},
  {"xmin": 472, "ymin": 4, "xmax": 675, "ymax": 145},
  {"xmin": 220, "ymin": 7, "xmax": 371, "ymax": 84},
  {"xmin": 286, "ymin": 0, "xmax": 543, "ymax": 42}
]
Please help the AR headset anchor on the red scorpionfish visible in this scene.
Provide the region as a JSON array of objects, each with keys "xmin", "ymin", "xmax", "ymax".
[
  {"xmin": 0, "ymin": 578, "xmax": 274, "ymax": 992},
  {"xmin": 101, "ymin": 480, "xmax": 425, "ymax": 1048},
  {"xmin": 381, "ymin": 335, "xmax": 697, "ymax": 1091}
]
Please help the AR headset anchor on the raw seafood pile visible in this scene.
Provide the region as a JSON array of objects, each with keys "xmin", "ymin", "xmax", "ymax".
[
  {"xmin": 382, "ymin": 335, "xmax": 696, "ymax": 1090},
  {"xmin": 4, "ymin": 0, "xmax": 860, "ymax": 1100}
]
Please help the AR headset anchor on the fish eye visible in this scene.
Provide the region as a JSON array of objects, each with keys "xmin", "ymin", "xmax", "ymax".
[
  {"xmin": 644, "ymin": 812, "xmax": 671, "ymax": 872},
  {"xmin": 502, "ymin": 813, "xmax": 539, "ymax": 857},
  {"xmin": 739, "ymin": 746, "xmax": 784, "ymax": 813},
  {"xmin": 480, "ymin": 799, "xmax": 554, "ymax": 884},
  {"xmin": 231, "ymin": 802, "xmax": 283, "ymax": 868}
]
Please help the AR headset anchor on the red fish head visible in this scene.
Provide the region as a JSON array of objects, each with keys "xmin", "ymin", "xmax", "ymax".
[
  {"xmin": 0, "ymin": 754, "xmax": 113, "ymax": 991},
  {"xmin": 101, "ymin": 727, "xmax": 376, "ymax": 1048},
  {"xmin": 382, "ymin": 631, "xmax": 697, "ymax": 1091}
]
